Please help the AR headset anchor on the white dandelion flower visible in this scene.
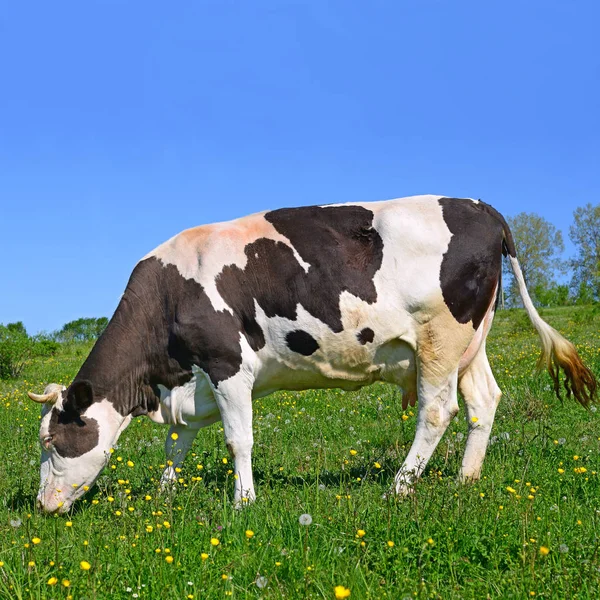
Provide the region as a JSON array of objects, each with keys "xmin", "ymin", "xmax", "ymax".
[{"xmin": 299, "ymin": 513, "xmax": 312, "ymax": 526}]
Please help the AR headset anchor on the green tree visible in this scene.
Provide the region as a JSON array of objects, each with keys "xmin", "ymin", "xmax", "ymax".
[
  {"xmin": 569, "ymin": 203, "xmax": 600, "ymax": 301},
  {"xmin": 55, "ymin": 317, "xmax": 108, "ymax": 342},
  {"xmin": 502, "ymin": 212, "xmax": 565, "ymax": 307},
  {"xmin": 6, "ymin": 321, "xmax": 27, "ymax": 336}
]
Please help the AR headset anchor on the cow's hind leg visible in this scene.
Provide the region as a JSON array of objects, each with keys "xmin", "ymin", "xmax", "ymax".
[
  {"xmin": 394, "ymin": 370, "xmax": 459, "ymax": 495},
  {"xmin": 458, "ymin": 347, "xmax": 502, "ymax": 481}
]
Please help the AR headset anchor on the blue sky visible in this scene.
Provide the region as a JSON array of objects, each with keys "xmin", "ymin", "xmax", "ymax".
[{"xmin": 1, "ymin": 1, "xmax": 599, "ymax": 334}]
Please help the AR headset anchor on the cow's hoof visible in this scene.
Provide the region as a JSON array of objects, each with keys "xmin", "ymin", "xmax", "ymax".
[
  {"xmin": 233, "ymin": 496, "xmax": 255, "ymax": 510},
  {"xmin": 382, "ymin": 485, "xmax": 414, "ymax": 500}
]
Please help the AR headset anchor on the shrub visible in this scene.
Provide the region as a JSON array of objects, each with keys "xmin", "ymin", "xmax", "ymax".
[
  {"xmin": 0, "ymin": 324, "xmax": 34, "ymax": 379},
  {"xmin": 33, "ymin": 338, "xmax": 61, "ymax": 358}
]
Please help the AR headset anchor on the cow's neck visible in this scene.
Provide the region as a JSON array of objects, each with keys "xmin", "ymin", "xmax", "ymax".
[{"xmin": 73, "ymin": 260, "xmax": 192, "ymax": 417}]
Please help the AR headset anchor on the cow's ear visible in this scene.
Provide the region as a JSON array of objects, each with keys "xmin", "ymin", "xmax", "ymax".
[{"xmin": 65, "ymin": 380, "xmax": 95, "ymax": 414}]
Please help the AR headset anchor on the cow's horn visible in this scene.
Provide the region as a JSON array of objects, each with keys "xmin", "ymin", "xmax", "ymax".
[
  {"xmin": 28, "ymin": 383, "xmax": 62, "ymax": 404},
  {"xmin": 28, "ymin": 391, "xmax": 58, "ymax": 404}
]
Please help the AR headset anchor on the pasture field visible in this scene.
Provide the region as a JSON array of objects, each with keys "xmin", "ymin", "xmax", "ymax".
[{"xmin": 1, "ymin": 307, "xmax": 600, "ymax": 599}]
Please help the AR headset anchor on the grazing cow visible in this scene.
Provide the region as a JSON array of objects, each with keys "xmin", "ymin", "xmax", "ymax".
[{"xmin": 29, "ymin": 195, "xmax": 596, "ymax": 513}]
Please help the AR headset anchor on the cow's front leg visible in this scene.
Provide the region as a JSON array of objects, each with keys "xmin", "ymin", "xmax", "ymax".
[
  {"xmin": 212, "ymin": 376, "xmax": 255, "ymax": 507},
  {"xmin": 160, "ymin": 424, "xmax": 199, "ymax": 489}
]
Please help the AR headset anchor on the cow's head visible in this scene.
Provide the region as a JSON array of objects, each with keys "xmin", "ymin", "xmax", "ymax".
[{"xmin": 28, "ymin": 381, "xmax": 129, "ymax": 513}]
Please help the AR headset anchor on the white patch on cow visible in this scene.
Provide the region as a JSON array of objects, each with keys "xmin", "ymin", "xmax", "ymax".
[
  {"xmin": 150, "ymin": 372, "xmax": 219, "ymax": 427},
  {"xmin": 145, "ymin": 213, "xmax": 312, "ymax": 312},
  {"xmin": 37, "ymin": 399, "xmax": 128, "ymax": 514},
  {"xmin": 146, "ymin": 223, "xmax": 246, "ymax": 313},
  {"xmin": 371, "ymin": 196, "xmax": 451, "ymax": 312}
]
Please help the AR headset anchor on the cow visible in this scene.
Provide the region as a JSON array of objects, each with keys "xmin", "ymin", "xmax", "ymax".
[{"xmin": 29, "ymin": 195, "xmax": 596, "ymax": 513}]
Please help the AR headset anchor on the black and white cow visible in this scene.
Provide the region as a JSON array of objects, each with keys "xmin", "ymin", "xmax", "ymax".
[{"xmin": 29, "ymin": 195, "xmax": 596, "ymax": 513}]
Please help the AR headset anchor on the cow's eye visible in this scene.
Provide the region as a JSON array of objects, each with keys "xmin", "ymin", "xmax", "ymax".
[{"xmin": 42, "ymin": 435, "xmax": 53, "ymax": 449}]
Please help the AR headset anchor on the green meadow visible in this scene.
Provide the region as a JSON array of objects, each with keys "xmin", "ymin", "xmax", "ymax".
[{"xmin": 1, "ymin": 306, "xmax": 600, "ymax": 599}]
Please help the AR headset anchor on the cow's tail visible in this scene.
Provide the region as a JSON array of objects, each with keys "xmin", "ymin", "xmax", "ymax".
[{"xmin": 500, "ymin": 223, "xmax": 597, "ymax": 407}]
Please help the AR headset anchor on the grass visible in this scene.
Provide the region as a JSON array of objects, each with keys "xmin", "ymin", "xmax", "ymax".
[{"xmin": 1, "ymin": 306, "xmax": 600, "ymax": 599}]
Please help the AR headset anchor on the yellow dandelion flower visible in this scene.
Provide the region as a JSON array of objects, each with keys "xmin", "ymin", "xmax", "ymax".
[
  {"xmin": 47, "ymin": 576, "xmax": 58, "ymax": 585},
  {"xmin": 558, "ymin": 468, "xmax": 565, "ymax": 474},
  {"xmin": 349, "ymin": 449, "xmax": 357, "ymax": 456},
  {"xmin": 32, "ymin": 537, "xmax": 41, "ymax": 544},
  {"xmin": 163, "ymin": 521, "xmax": 171, "ymax": 529},
  {"xmin": 540, "ymin": 546, "xmax": 550, "ymax": 556},
  {"xmin": 165, "ymin": 555, "xmax": 174, "ymax": 564},
  {"xmin": 211, "ymin": 538, "xmax": 220, "ymax": 546},
  {"xmin": 127, "ymin": 460, "xmax": 134, "ymax": 467},
  {"xmin": 221, "ymin": 574, "xmax": 228, "ymax": 580},
  {"xmin": 401, "ymin": 414, "xmax": 409, "ymax": 421},
  {"xmin": 201, "ymin": 553, "xmax": 209, "ymax": 560},
  {"xmin": 65, "ymin": 522, "xmax": 73, "ymax": 527},
  {"xmin": 374, "ymin": 462, "xmax": 381, "ymax": 469},
  {"xmin": 427, "ymin": 538, "xmax": 434, "ymax": 545},
  {"xmin": 471, "ymin": 416, "xmax": 479, "ymax": 423},
  {"xmin": 222, "ymin": 458, "xmax": 228, "ymax": 464},
  {"xmin": 80, "ymin": 561, "xmax": 91, "ymax": 571},
  {"xmin": 146, "ymin": 526, "xmax": 153, "ymax": 533},
  {"xmin": 245, "ymin": 530, "xmax": 254, "ymax": 538},
  {"xmin": 387, "ymin": 540, "xmax": 395, "ymax": 547},
  {"xmin": 357, "ymin": 529, "xmax": 366, "ymax": 538},
  {"xmin": 334, "ymin": 585, "xmax": 351, "ymax": 599},
  {"xmin": 171, "ymin": 432, "xmax": 179, "ymax": 440},
  {"xmin": 62, "ymin": 579, "xmax": 70, "ymax": 587},
  {"xmin": 506, "ymin": 486, "xmax": 516, "ymax": 494},
  {"xmin": 28, "ymin": 561, "xmax": 35, "ymax": 567}
]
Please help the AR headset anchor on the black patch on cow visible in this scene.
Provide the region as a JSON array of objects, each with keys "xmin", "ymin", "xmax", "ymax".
[
  {"xmin": 357, "ymin": 327, "xmax": 375, "ymax": 345},
  {"xmin": 48, "ymin": 408, "xmax": 99, "ymax": 459},
  {"xmin": 286, "ymin": 330, "xmax": 320, "ymax": 356},
  {"xmin": 216, "ymin": 205, "xmax": 384, "ymax": 344},
  {"xmin": 438, "ymin": 198, "xmax": 505, "ymax": 330},
  {"xmin": 73, "ymin": 257, "xmax": 245, "ymax": 415}
]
